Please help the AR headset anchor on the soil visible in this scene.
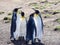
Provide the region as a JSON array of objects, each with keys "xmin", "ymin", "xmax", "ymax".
[{"xmin": 0, "ymin": 0, "xmax": 60, "ymax": 45}]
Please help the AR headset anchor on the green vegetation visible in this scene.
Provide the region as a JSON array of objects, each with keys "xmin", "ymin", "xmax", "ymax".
[
  {"xmin": 54, "ymin": 26, "xmax": 60, "ymax": 31},
  {"xmin": 29, "ymin": 3, "xmax": 39, "ymax": 9},
  {"xmin": 3, "ymin": 12, "xmax": 12, "ymax": 23},
  {"xmin": 8, "ymin": 12, "xmax": 12, "ymax": 15},
  {"xmin": 44, "ymin": 14, "xmax": 52, "ymax": 18},
  {"xmin": 0, "ymin": 11, "xmax": 5, "ymax": 15},
  {"xmin": 40, "ymin": 6, "xmax": 46, "ymax": 10},
  {"xmin": 53, "ymin": 10, "xmax": 60, "ymax": 13},
  {"xmin": 55, "ymin": 18, "xmax": 60, "ymax": 23},
  {"xmin": 41, "ymin": 3, "xmax": 52, "ymax": 9},
  {"xmin": 3, "ymin": 16, "xmax": 12, "ymax": 23},
  {"xmin": 3, "ymin": 16, "xmax": 11, "ymax": 20},
  {"xmin": 29, "ymin": 3, "xmax": 38, "ymax": 6},
  {"xmin": 29, "ymin": 1, "xmax": 58, "ymax": 10},
  {"xmin": 3, "ymin": 17, "xmax": 8, "ymax": 20},
  {"xmin": 4, "ymin": 20, "xmax": 10, "ymax": 23}
]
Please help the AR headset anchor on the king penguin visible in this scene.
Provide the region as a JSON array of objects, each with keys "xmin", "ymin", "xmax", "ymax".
[
  {"xmin": 26, "ymin": 13, "xmax": 37, "ymax": 44},
  {"xmin": 32, "ymin": 9, "xmax": 44, "ymax": 43},
  {"xmin": 10, "ymin": 8, "xmax": 18, "ymax": 41},
  {"xmin": 13, "ymin": 10, "xmax": 27, "ymax": 40}
]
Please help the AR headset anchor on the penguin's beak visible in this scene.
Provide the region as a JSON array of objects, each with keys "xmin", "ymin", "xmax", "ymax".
[
  {"xmin": 17, "ymin": 7, "xmax": 22, "ymax": 14},
  {"xmin": 18, "ymin": 7, "xmax": 22, "ymax": 9}
]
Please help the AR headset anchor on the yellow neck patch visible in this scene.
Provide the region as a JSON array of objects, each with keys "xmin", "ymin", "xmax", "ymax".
[
  {"xmin": 34, "ymin": 14, "xmax": 38, "ymax": 17},
  {"xmin": 21, "ymin": 16, "xmax": 25, "ymax": 20}
]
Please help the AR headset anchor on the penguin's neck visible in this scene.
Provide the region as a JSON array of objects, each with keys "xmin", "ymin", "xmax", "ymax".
[
  {"xmin": 34, "ymin": 14, "xmax": 38, "ymax": 17},
  {"xmin": 21, "ymin": 16, "xmax": 25, "ymax": 20}
]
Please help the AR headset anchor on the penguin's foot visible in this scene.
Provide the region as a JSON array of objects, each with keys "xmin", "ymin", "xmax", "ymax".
[
  {"xmin": 33, "ymin": 38, "xmax": 41, "ymax": 43},
  {"xmin": 27, "ymin": 40, "xmax": 32, "ymax": 45},
  {"xmin": 33, "ymin": 39, "xmax": 44, "ymax": 45},
  {"xmin": 10, "ymin": 37, "xmax": 15, "ymax": 41},
  {"xmin": 35, "ymin": 38, "xmax": 39, "ymax": 42}
]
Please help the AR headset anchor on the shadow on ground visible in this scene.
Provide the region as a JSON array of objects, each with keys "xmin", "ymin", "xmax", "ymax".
[{"xmin": 11, "ymin": 38, "xmax": 44, "ymax": 45}]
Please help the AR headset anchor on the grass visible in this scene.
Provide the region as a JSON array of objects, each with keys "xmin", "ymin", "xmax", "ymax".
[
  {"xmin": 29, "ymin": 3, "xmax": 39, "ymax": 9},
  {"xmin": 8, "ymin": 12, "xmax": 12, "ymax": 15},
  {"xmin": 44, "ymin": 14, "xmax": 52, "ymax": 18},
  {"xmin": 29, "ymin": 2, "xmax": 55, "ymax": 10},
  {"xmin": 48, "ymin": 0, "xmax": 60, "ymax": 4},
  {"xmin": 54, "ymin": 26, "xmax": 60, "ymax": 31},
  {"xmin": 40, "ymin": 6, "xmax": 46, "ymax": 10},
  {"xmin": 45, "ymin": 3, "xmax": 52, "ymax": 7},
  {"xmin": 53, "ymin": 10, "xmax": 60, "ymax": 12},
  {"xmin": 29, "ymin": 3, "xmax": 38, "ymax": 6},
  {"xmin": 40, "ymin": 2, "xmax": 52, "ymax": 10},
  {"xmin": 4, "ymin": 20, "xmax": 10, "ymax": 23},
  {"xmin": 29, "ymin": 2, "xmax": 46, "ymax": 9},
  {"xmin": 3, "ymin": 16, "xmax": 12, "ymax": 20},
  {"xmin": 55, "ymin": 18, "xmax": 60, "ymax": 23},
  {"xmin": 0, "ymin": 11, "xmax": 5, "ymax": 15},
  {"xmin": 3, "ymin": 17, "xmax": 9, "ymax": 20},
  {"xmin": 3, "ymin": 16, "xmax": 12, "ymax": 23}
]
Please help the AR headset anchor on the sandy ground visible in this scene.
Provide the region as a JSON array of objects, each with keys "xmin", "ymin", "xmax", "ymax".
[{"xmin": 0, "ymin": 0, "xmax": 60, "ymax": 45}]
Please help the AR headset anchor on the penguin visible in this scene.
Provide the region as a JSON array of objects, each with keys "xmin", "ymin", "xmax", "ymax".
[
  {"xmin": 13, "ymin": 10, "xmax": 27, "ymax": 40},
  {"xmin": 26, "ymin": 13, "xmax": 37, "ymax": 44},
  {"xmin": 10, "ymin": 8, "xmax": 18, "ymax": 41},
  {"xmin": 32, "ymin": 9, "xmax": 44, "ymax": 43}
]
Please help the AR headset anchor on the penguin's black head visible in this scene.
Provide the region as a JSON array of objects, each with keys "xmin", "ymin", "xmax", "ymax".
[
  {"xmin": 13, "ymin": 8, "xmax": 18, "ymax": 13},
  {"xmin": 30, "ymin": 13, "xmax": 34, "ymax": 17},
  {"xmin": 21, "ymin": 11, "xmax": 25, "ymax": 17},
  {"xmin": 35, "ymin": 10, "xmax": 39, "ymax": 14},
  {"xmin": 32, "ymin": 8, "xmax": 39, "ymax": 14}
]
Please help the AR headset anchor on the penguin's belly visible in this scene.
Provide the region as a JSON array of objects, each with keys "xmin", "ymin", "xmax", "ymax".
[
  {"xmin": 34, "ymin": 16, "xmax": 43, "ymax": 40},
  {"xmin": 14, "ymin": 15, "xmax": 21, "ymax": 40},
  {"xmin": 20, "ymin": 19, "xmax": 26, "ymax": 37}
]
